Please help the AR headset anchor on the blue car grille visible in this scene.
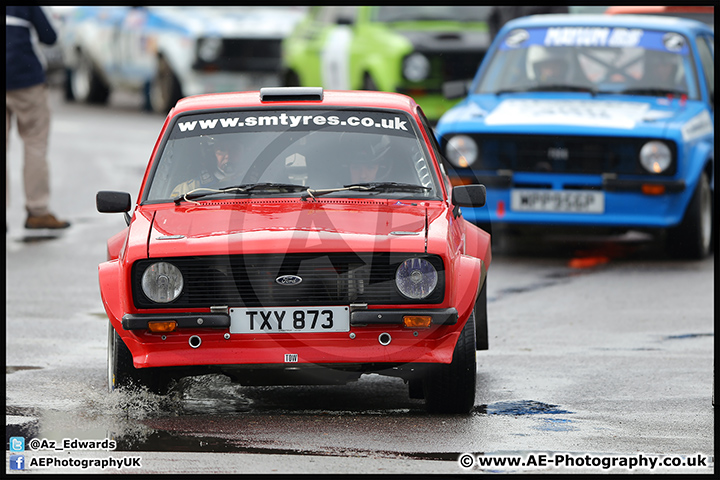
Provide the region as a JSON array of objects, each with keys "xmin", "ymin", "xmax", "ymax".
[
  {"xmin": 132, "ymin": 253, "xmax": 445, "ymax": 309},
  {"xmin": 442, "ymin": 134, "xmax": 677, "ymax": 177}
]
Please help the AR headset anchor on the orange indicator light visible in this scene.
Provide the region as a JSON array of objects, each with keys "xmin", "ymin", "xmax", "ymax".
[
  {"xmin": 641, "ymin": 184, "xmax": 666, "ymax": 195},
  {"xmin": 403, "ymin": 316, "xmax": 432, "ymax": 328},
  {"xmin": 148, "ymin": 321, "xmax": 177, "ymax": 333},
  {"xmin": 450, "ymin": 177, "xmax": 473, "ymax": 186}
]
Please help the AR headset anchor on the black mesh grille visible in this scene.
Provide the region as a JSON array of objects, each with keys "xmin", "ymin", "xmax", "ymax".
[
  {"xmin": 435, "ymin": 51, "xmax": 485, "ymax": 83},
  {"xmin": 400, "ymin": 51, "xmax": 485, "ymax": 92},
  {"xmin": 193, "ymin": 39, "xmax": 283, "ymax": 72},
  {"xmin": 133, "ymin": 253, "xmax": 444, "ymax": 309},
  {"xmin": 441, "ymin": 134, "xmax": 677, "ymax": 176}
]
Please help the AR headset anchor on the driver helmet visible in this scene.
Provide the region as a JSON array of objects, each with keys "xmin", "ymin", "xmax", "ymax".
[
  {"xmin": 200, "ymin": 135, "xmax": 236, "ymax": 176},
  {"xmin": 528, "ymin": 46, "xmax": 571, "ymax": 84},
  {"xmin": 643, "ymin": 48, "xmax": 682, "ymax": 86},
  {"xmin": 340, "ymin": 133, "xmax": 391, "ymax": 166}
]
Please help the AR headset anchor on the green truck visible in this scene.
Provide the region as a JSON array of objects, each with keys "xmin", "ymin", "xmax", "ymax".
[{"xmin": 281, "ymin": 6, "xmax": 492, "ymax": 121}]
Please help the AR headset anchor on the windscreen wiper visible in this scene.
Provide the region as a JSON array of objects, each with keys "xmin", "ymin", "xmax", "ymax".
[
  {"xmin": 240, "ymin": 183, "xmax": 309, "ymax": 193},
  {"xmin": 302, "ymin": 182, "xmax": 431, "ymax": 200},
  {"xmin": 495, "ymin": 87, "xmax": 532, "ymax": 95},
  {"xmin": 619, "ymin": 87, "xmax": 687, "ymax": 97},
  {"xmin": 525, "ymin": 84, "xmax": 597, "ymax": 95},
  {"xmin": 174, "ymin": 183, "xmax": 308, "ymax": 204},
  {"xmin": 344, "ymin": 182, "xmax": 431, "ymax": 192}
]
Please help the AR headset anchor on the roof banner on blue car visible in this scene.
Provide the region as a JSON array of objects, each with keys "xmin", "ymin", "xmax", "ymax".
[{"xmin": 501, "ymin": 27, "xmax": 689, "ymax": 54}]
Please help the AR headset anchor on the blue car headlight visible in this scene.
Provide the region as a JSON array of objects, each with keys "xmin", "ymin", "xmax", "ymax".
[
  {"xmin": 639, "ymin": 141, "xmax": 672, "ymax": 174},
  {"xmin": 446, "ymin": 135, "xmax": 478, "ymax": 168}
]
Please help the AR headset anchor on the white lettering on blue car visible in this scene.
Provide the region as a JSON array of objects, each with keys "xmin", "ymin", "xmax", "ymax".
[
  {"xmin": 484, "ymin": 99, "xmax": 650, "ymax": 129},
  {"xmin": 544, "ymin": 27, "xmax": 643, "ymax": 48},
  {"xmin": 681, "ymin": 111, "xmax": 713, "ymax": 142},
  {"xmin": 544, "ymin": 27, "xmax": 610, "ymax": 47}
]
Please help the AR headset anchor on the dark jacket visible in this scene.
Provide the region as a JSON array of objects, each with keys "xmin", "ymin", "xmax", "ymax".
[{"xmin": 6, "ymin": 5, "xmax": 57, "ymax": 90}]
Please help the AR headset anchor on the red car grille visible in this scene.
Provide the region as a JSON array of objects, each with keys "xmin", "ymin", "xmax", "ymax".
[{"xmin": 132, "ymin": 253, "xmax": 444, "ymax": 309}]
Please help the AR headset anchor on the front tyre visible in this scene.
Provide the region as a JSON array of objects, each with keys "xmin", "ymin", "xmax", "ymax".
[
  {"xmin": 475, "ymin": 281, "xmax": 489, "ymax": 350},
  {"xmin": 107, "ymin": 321, "xmax": 134, "ymax": 393},
  {"xmin": 149, "ymin": 57, "xmax": 182, "ymax": 114},
  {"xmin": 68, "ymin": 50, "xmax": 110, "ymax": 104},
  {"xmin": 107, "ymin": 322, "xmax": 171, "ymax": 394},
  {"xmin": 666, "ymin": 171, "xmax": 713, "ymax": 259},
  {"xmin": 423, "ymin": 312, "xmax": 477, "ymax": 414}
]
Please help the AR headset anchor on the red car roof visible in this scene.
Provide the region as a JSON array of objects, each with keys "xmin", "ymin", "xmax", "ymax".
[{"xmin": 170, "ymin": 88, "xmax": 420, "ymax": 117}]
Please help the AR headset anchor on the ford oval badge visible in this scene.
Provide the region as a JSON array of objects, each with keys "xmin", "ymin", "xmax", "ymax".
[{"xmin": 276, "ymin": 275, "xmax": 303, "ymax": 286}]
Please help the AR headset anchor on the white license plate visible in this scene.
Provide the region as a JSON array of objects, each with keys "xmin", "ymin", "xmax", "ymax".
[
  {"xmin": 229, "ymin": 306, "xmax": 350, "ymax": 334},
  {"xmin": 511, "ymin": 189, "xmax": 604, "ymax": 213}
]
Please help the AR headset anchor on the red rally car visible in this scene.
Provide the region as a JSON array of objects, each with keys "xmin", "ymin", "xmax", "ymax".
[{"xmin": 97, "ymin": 87, "xmax": 491, "ymax": 413}]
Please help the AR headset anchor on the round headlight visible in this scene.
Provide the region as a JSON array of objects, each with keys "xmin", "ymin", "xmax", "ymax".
[
  {"xmin": 403, "ymin": 53, "xmax": 430, "ymax": 82},
  {"xmin": 446, "ymin": 135, "xmax": 478, "ymax": 168},
  {"xmin": 396, "ymin": 258, "xmax": 438, "ymax": 300},
  {"xmin": 198, "ymin": 37, "xmax": 222, "ymax": 63},
  {"xmin": 141, "ymin": 262, "xmax": 183, "ymax": 303},
  {"xmin": 639, "ymin": 141, "xmax": 672, "ymax": 174}
]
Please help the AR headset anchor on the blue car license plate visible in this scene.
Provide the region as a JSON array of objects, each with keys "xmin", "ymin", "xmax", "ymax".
[{"xmin": 510, "ymin": 189, "xmax": 605, "ymax": 213}]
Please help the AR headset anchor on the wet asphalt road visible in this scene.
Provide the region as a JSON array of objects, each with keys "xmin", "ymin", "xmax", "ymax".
[{"xmin": 5, "ymin": 87, "xmax": 715, "ymax": 474}]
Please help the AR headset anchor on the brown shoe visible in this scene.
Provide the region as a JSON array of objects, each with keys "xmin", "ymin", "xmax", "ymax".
[{"xmin": 25, "ymin": 213, "xmax": 71, "ymax": 229}]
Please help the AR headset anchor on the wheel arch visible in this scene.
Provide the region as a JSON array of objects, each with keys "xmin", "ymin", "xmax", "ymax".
[{"xmin": 451, "ymin": 254, "xmax": 484, "ymax": 330}]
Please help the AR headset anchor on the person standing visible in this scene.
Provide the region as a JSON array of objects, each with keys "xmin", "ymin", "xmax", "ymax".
[{"xmin": 6, "ymin": 5, "xmax": 70, "ymax": 229}]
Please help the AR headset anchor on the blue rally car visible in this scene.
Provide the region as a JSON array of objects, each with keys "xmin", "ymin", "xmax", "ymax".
[{"xmin": 436, "ymin": 14, "xmax": 714, "ymax": 259}]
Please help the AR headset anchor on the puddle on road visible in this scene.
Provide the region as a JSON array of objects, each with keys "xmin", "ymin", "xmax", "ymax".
[
  {"xmin": 6, "ymin": 366, "xmax": 44, "ymax": 374},
  {"xmin": 7, "ymin": 369, "xmax": 578, "ymax": 456},
  {"xmin": 490, "ymin": 269, "xmax": 597, "ymax": 303},
  {"xmin": 532, "ymin": 417, "xmax": 577, "ymax": 432},
  {"xmin": 475, "ymin": 400, "xmax": 572, "ymax": 416},
  {"xmin": 170, "ymin": 375, "xmax": 252, "ymax": 414},
  {"xmin": 6, "ymin": 406, "xmax": 41, "ymax": 444},
  {"xmin": 474, "ymin": 400, "xmax": 576, "ymax": 432},
  {"xmin": 17, "ymin": 233, "xmax": 64, "ymax": 243},
  {"xmin": 663, "ymin": 333, "xmax": 714, "ymax": 341},
  {"xmin": 84, "ymin": 374, "xmax": 253, "ymax": 419}
]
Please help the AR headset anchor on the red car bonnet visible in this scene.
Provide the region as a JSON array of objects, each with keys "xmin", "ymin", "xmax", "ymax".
[{"xmin": 145, "ymin": 199, "xmax": 432, "ymax": 257}]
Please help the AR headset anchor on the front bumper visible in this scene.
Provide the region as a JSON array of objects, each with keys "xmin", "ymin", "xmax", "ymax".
[
  {"xmin": 121, "ymin": 307, "xmax": 458, "ymax": 330},
  {"xmin": 116, "ymin": 307, "xmax": 463, "ymax": 368},
  {"xmin": 462, "ymin": 172, "xmax": 691, "ymax": 228}
]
